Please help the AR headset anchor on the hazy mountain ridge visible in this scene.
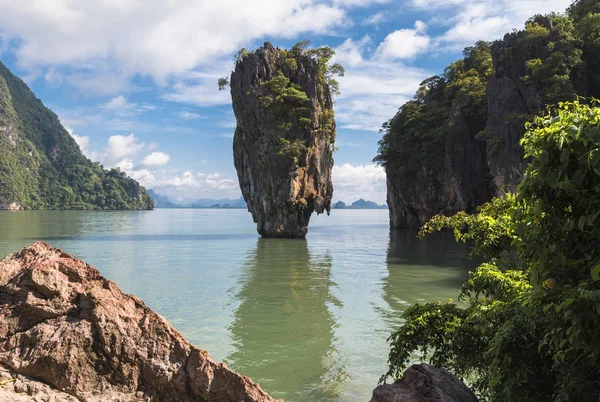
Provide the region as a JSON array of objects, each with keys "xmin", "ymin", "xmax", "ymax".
[
  {"xmin": 333, "ymin": 199, "xmax": 387, "ymax": 209},
  {"xmin": 148, "ymin": 190, "xmax": 247, "ymax": 208}
]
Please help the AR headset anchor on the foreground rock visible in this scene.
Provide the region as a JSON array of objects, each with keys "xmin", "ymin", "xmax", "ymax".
[
  {"xmin": 230, "ymin": 42, "xmax": 336, "ymax": 238},
  {"xmin": 0, "ymin": 242, "xmax": 278, "ymax": 402},
  {"xmin": 370, "ymin": 364, "xmax": 478, "ymax": 402}
]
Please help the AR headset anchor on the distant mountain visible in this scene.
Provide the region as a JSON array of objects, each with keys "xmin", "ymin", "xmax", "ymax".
[
  {"xmin": 147, "ymin": 189, "xmax": 178, "ymax": 208},
  {"xmin": 333, "ymin": 201, "xmax": 346, "ymax": 209},
  {"xmin": 0, "ymin": 60, "xmax": 153, "ymax": 210},
  {"xmin": 148, "ymin": 191, "xmax": 247, "ymax": 209},
  {"xmin": 333, "ymin": 199, "xmax": 387, "ymax": 209},
  {"xmin": 189, "ymin": 197, "xmax": 247, "ymax": 208}
]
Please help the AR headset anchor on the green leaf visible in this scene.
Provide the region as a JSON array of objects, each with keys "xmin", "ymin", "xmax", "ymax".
[
  {"xmin": 534, "ymin": 199, "xmax": 544, "ymax": 216},
  {"xmin": 592, "ymin": 264, "xmax": 600, "ymax": 282},
  {"xmin": 560, "ymin": 147, "xmax": 570, "ymax": 166},
  {"xmin": 564, "ymin": 220, "xmax": 575, "ymax": 231}
]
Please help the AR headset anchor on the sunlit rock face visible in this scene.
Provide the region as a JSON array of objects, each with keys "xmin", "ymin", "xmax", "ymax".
[
  {"xmin": 0, "ymin": 242, "xmax": 279, "ymax": 402},
  {"xmin": 230, "ymin": 42, "xmax": 335, "ymax": 238}
]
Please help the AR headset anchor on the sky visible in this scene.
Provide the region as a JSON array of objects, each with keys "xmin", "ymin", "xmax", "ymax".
[{"xmin": 0, "ymin": 0, "xmax": 573, "ymax": 204}]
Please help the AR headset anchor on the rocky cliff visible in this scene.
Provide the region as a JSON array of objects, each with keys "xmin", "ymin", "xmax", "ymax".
[
  {"xmin": 0, "ymin": 242, "xmax": 278, "ymax": 402},
  {"xmin": 230, "ymin": 42, "xmax": 338, "ymax": 238},
  {"xmin": 0, "ymin": 61, "xmax": 153, "ymax": 210},
  {"xmin": 379, "ymin": 2, "xmax": 599, "ymax": 228}
]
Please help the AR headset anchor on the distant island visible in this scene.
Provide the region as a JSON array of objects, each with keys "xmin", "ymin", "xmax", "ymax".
[
  {"xmin": 333, "ymin": 199, "xmax": 387, "ymax": 209},
  {"xmin": 149, "ymin": 191, "xmax": 387, "ymax": 210},
  {"xmin": 148, "ymin": 190, "xmax": 247, "ymax": 209}
]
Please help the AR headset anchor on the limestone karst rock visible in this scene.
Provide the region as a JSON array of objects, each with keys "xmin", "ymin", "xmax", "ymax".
[
  {"xmin": 230, "ymin": 42, "xmax": 338, "ymax": 238},
  {"xmin": 382, "ymin": 9, "xmax": 599, "ymax": 229},
  {"xmin": 0, "ymin": 242, "xmax": 279, "ymax": 402}
]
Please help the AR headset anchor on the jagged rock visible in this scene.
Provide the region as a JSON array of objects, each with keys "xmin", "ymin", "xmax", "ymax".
[
  {"xmin": 384, "ymin": 12, "xmax": 598, "ymax": 229},
  {"xmin": 230, "ymin": 42, "xmax": 335, "ymax": 238},
  {"xmin": 386, "ymin": 103, "xmax": 493, "ymax": 229},
  {"xmin": 0, "ymin": 364, "xmax": 79, "ymax": 401},
  {"xmin": 370, "ymin": 364, "xmax": 479, "ymax": 402},
  {"xmin": 0, "ymin": 242, "xmax": 279, "ymax": 402}
]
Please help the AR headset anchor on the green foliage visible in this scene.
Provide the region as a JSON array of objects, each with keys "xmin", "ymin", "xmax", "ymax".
[
  {"xmin": 383, "ymin": 101, "xmax": 600, "ymax": 401},
  {"xmin": 516, "ymin": 14, "xmax": 583, "ymax": 104},
  {"xmin": 569, "ymin": 0, "xmax": 600, "ymax": 95},
  {"xmin": 374, "ymin": 41, "xmax": 492, "ymax": 174},
  {"xmin": 218, "ymin": 77, "xmax": 230, "ymax": 91},
  {"xmin": 235, "ymin": 48, "xmax": 250, "ymax": 63},
  {"xmin": 0, "ymin": 61, "xmax": 153, "ymax": 210},
  {"xmin": 277, "ymin": 138, "xmax": 307, "ymax": 166},
  {"xmin": 304, "ymin": 43, "xmax": 345, "ymax": 97}
]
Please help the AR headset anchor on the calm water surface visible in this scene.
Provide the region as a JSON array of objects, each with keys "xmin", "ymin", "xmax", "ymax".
[{"xmin": 0, "ymin": 209, "xmax": 475, "ymax": 401}]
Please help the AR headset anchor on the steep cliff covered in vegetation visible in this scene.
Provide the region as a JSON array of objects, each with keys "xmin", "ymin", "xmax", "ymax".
[
  {"xmin": 376, "ymin": 0, "xmax": 600, "ymax": 228},
  {"xmin": 228, "ymin": 42, "xmax": 342, "ymax": 238},
  {"xmin": 0, "ymin": 61, "xmax": 153, "ymax": 210},
  {"xmin": 384, "ymin": 100, "xmax": 600, "ymax": 402}
]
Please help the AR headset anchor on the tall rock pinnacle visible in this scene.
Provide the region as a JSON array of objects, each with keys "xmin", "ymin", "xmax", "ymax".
[{"xmin": 229, "ymin": 42, "xmax": 341, "ymax": 238}]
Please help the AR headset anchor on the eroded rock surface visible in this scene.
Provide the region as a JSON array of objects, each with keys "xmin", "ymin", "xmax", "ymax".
[
  {"xmin": 0, "ymin": 242, "xmax": 278, "ymax": 402},
  {"xmin": 370, "ymin": 364, "xmax": 478, "ymax": 402},
  {"xmin": 230, "ymin": 42, "xmax": 335, "ymax": 238}
]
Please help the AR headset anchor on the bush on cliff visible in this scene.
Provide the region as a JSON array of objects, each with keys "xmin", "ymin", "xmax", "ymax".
[{"xmin": 382, "ymin": 100, "xmax": 600, "ymax": 401}]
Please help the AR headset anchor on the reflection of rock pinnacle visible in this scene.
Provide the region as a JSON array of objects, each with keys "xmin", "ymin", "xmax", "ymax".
[{"xmin": 227, "ymin": 239, "xmax": 347, "ymax": 401}]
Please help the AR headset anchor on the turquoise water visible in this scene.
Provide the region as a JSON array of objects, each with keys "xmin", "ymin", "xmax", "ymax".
[{"xmin": 0, "ymin": 209, "xmax": 475, "ymax": 401}]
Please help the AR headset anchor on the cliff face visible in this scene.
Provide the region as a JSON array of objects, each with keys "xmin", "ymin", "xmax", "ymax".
[
  {"xmin": 382, "ymin": 7, "xmax": 598, "ymax": 228},
  {"xmin": 230, "ymin": 42, "xmax": 335, "ymax": 238},
  {"xmin": 0, "ymin": 61, "xmax": 153, "ymax": 210},
  {"xmin": 0, "ymin": 242, "xmax": 278, "ymax": 402},
  {"xmin": 386, "ymin": 106, "xmax": 493, "ymax": 228}
]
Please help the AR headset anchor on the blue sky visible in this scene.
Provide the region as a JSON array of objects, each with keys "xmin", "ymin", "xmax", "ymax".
[{"xmin": 0, "ymin": 0, "xmax": 572, "ymax": 204}]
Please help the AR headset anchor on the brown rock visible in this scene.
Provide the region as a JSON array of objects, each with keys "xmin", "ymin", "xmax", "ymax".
[
  {"xmin": 230, "ymin": 42, "xmax": 336, "ymax": 238},
  {"xmin": 370, "ymin": 364, "xmax": 478, "ymax": 402},
  {"xmin": 0, "ymin": 241, "xmax": 279, "ymax": 402}
]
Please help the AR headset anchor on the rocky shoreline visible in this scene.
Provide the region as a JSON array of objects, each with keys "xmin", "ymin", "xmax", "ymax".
[
  {"xmin": 0, "ymin": 242, "xmax": 476, "ymax": 401},
  {"xmin": 0, "ymin": 242, "xmax": 277, "ymax": 402}
]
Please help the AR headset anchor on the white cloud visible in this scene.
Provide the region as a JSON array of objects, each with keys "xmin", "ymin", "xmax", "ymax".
[
  {"xmin": 0, "ymin": 0, "xmax": 347, "ymax": 89},
  {"xmin": 156, "ymin": 171, "xmax": 238, "ymax": 194},
  {"xmin": 105, "ymin": 133, "xmax": 145, "ymax": 165},
  {"xmin": 140, "ymin": 151, "xmax": 171, "ymax": 167},
  {"xmin": 128, "ymin": 169, "xmax": 158, "ymax": 188},
  {"xmin": 428, "ymin": 0, "xmax": 572, "ymax": 49},
  {"xmin": 363, "ymin": 12, "xmax": 386, "ymax": 25},
  {"xmin": 332, "ymin": 36, "xmax": 430, "ymax": 131},
  {"xmin": 65, "ymin": 126, "xmax": 91, "ymax": 156},
  {"xmin": 179, "ymin": 111, "xmax": 202, "ymax": 119},
  {"xmin": 333, "ymin": 164, "xmax": 386, "ymax": 204},
  {"xmin": 102, "ymin": 95, "xmax": 156, "ymax": 116},
  {"xmin": 164, "ymin": 80, "xmax": 231, "ymax": 107},
  {"xmin": 334, "ymin": 0, "xmax": 390, "ymax": 6},
  {"xmin": 104, "ymin": 95, "xmax": 129, "ymax": 110},
  {"xmin": 374, "ymin": 21, "xmax": 430, "ymax": 60}
]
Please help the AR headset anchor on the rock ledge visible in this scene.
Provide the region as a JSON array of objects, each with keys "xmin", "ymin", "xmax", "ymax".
[{"xmin": 0, "ymin": 241, "xmax": 278, "ymax": 402}]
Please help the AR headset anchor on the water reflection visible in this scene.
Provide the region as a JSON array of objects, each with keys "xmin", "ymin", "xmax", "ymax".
[
  {"xmin": 227, "ymin": 239, "xmax": 348, "ymax": 401},
  {"xmin": 379, "ymin": 229, "xmax": 478, "ymax": 328}
]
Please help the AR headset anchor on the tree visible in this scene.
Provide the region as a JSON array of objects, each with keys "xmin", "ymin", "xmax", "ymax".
[{"xmin": 383, "ymin": 100, "xmax": 600, "ymax": 401}]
